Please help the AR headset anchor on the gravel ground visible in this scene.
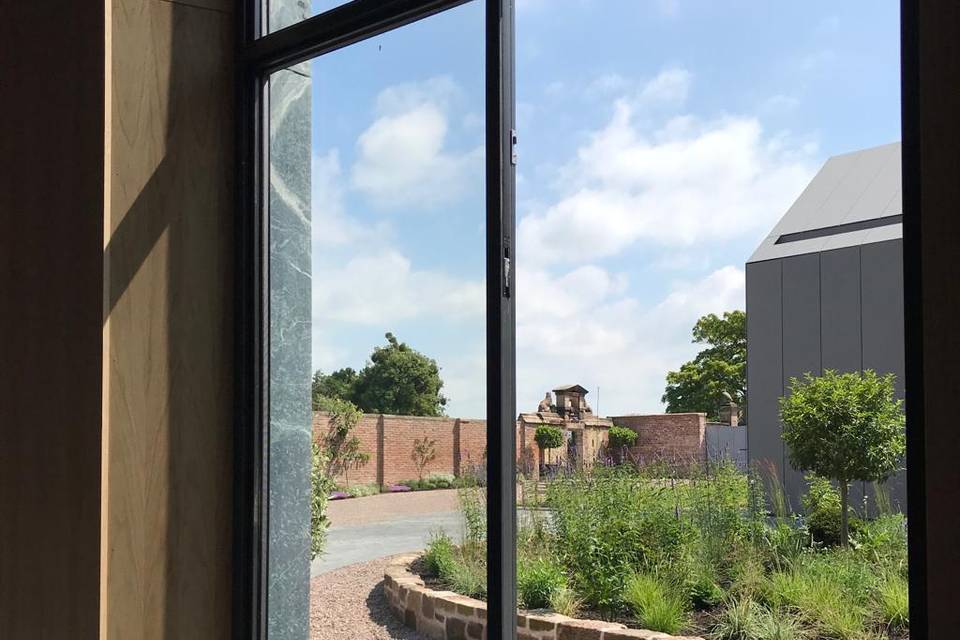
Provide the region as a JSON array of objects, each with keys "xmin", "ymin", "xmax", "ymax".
[{"xmin": 310, "ymin": 555, "xmax": 426, "ymax": 640}]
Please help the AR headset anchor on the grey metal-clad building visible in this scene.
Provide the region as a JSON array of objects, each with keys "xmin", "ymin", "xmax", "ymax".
[{"xmin": 746, "ymin": 142, "xmax": 906, "ymax": 513}]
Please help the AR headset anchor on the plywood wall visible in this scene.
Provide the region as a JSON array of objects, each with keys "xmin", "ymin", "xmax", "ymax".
[{"xmin": 101, "ymin": 1, "xmax": 234, "ymax": 637}]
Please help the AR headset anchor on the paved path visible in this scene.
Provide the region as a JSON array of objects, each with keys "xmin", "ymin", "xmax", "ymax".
[
  {"xmin": 326, "ymin": 489, "xmax": 460, "ymax": 528},
  {"xmin": 313, "ymin": 509, "xmax": 464, "ymax": 575}
]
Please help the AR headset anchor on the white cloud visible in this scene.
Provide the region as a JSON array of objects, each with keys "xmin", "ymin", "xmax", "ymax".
[
  {"xmin": 636, "ymin": 68, "xmax": 691, "ymax": 106},
  {"xmin": 312, "ymin": 149, "xmax": 388, "ymax": 247},
  {"xmin": 313, "ymin": 250, "xmax": 484, "ymax": 326},
  {"xmin": 515, "ymin": 265, "xmax": 745, "ymax": 416},
  {"xmin": 350, "ymin": 77, "xmax": 483, "ymax": 210},
  {"xmin": 519, "ymin": 87, "xmax": 816, "ymax": 264}
]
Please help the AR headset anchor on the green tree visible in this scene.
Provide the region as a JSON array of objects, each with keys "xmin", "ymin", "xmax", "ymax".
[
  {"xmin": 312, "ymin": 368, "xmax": 358, "ymax": 409},
  {"xmin": 310, "ymin": 441, "xmax": 336, "ymax": 559},
  {"xmin": 351, "ymin": 332, "xmax": 448, "ymax": 416},
  {"xmin": 535, "ymin": 425, "xmax": 564, "ymax": 468},
  {"xmin": 317, "ymin": 396, "xmax": 370, "ymax": 487},
  {"xmin": 779, "ymin": 369, "xmax": 905, "ymax": 546},
  {"xmin": 662, "ymin": 311, "xmax": 746, "ymax": 421},
  {"xmin": 411, "ymin": 436, "xmax": 438, "ymax": 482}
]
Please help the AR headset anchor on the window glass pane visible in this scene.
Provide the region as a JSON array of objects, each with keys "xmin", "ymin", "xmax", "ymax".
[
  {"xmin": 514, "ymin": 2, "xmax": 905, "ymax": 639},
  {"xmin": 267, "ymin": 0, "xmax": 356, "ymax": 36},
  {"xmin": 266, "ymin": 3, "xmax": 487, "ymax": 638}
]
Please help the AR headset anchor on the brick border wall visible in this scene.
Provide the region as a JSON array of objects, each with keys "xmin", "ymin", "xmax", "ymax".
[
  {"xmin": 609, "ymin": 414, "xmax": 707, "ymax": 466},
  {"xmin": 313, "ymin": 413, "xmax": 488, "ymax": 486},
  {"xmin": 384, "ymin": 555, "xmax": 703, "ymax": 640}
]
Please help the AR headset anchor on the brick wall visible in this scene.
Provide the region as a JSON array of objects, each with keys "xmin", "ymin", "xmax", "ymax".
[
  {"xmin": 610, "ymin": 413, "xmax": 707, "ymax": 466},
  {"xmin": 313, "ymin": 412, "xmax": 490, "ymax": 486}
]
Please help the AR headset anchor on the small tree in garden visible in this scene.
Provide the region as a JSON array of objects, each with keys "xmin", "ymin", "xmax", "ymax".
[
  {"xmin": 310, "ymin": 442, "xmax": 336, "ymax": 559},
  {"xmin": 608, "ymin": 426, "xmax": 638, "ymax": 462},
  {"xmin": 535, "ymin": 425, "xmax": 565, "ymax": 468},
  {"xmin": 779, "ymin": 369, "xmax": 905, "ymax": 546},
  {"xmin": 411, "ymin": 435, "xmax": 438, "ymax": 482},
  {"xmin": 318, "ymin": 395, "xmax": 370, "ymax": 487}
]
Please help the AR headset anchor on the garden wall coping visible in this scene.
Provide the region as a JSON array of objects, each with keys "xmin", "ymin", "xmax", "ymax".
[{"xmin": 383, "ymin": 554, "xmax": 704, "ymax": 640}]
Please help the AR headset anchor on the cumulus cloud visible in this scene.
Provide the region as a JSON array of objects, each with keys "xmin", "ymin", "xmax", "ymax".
[
  {"xmin": 350, "ymin": 77, "xmax": 483, "ymax": 210},
  {"xmin": 313, "ymin": 250, "xmax": 484, "ymax": 326},
  {"xmin": 515, "ymin": 264, "xmax": 745, "ymax": 415},
  {"xmin": 518, "ymin": 81, "xmax": 815, "ymax": 263}
]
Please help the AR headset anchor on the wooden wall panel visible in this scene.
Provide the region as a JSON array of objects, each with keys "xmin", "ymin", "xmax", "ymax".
[
  {"xmin": 102, "ymin": 0, "xmax": 234, "ymax": 638},
  {"xmin": 0, "ymin": 5, "xmax": 105, "ymax": 639}
]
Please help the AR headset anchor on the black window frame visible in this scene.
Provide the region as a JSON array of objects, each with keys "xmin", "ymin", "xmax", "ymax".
[{"xmin": 233, "ymin": 1, "xmax": 517, "ymax": 638}]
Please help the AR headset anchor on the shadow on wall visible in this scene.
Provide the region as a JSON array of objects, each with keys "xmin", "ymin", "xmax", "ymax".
[{"xmin": 102, "ymin": 1, "xmax": 233, "ymax": 636}]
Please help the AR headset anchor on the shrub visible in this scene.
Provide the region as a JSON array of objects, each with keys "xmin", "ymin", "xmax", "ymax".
[
  {"xmin": 854, "ymin": 513, "xmax": 907, "ymax": 569},
  {"xmin": 423, "ymin": 531, "xmax": 456, "ymax": 578},
  {"xmin": 447, "ymin": 556, "xmax": 487, "ymax": 599},
  {"xmin": 608, "ymin": 425, "xmax": 638, "ymax": 450},
  {"xmin": 623, "ymin": 573, "xmax": 688, "ymax": 634},
  {"xmin": 535, "ymin": 425, "xmax": 564, "ymax": 451},
  {"xmin": 310, "ymin": 442, "xmax": 336, "ymax": 559},
  {"xmin": 801, "ymin": 476, "xmax": 843, "ymax": 546},
  {"xmin": 458, "ymin": 484, "xmax": 487, "ymax": 544},
  {"xmin": 518, "ymin": 557, "xmax": 568, "ymax": 609},
  {"xmin": 874, "ymin": 572, "xmax": 908, "ymax": 630}
]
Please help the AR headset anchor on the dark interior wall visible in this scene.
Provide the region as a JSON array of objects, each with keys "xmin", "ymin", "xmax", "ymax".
[
  {"xmin": 903, "ymin": 2, "xmax": 960, "ymax": 633},
  {"xmin": 0, "ymin": 5, "xmax": 105, "ymax": 638}
]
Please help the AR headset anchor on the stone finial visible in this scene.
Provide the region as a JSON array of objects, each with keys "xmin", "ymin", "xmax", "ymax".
[{"xmin": 537, "ymin": 392, "xmax": 553, "ymax": 413}]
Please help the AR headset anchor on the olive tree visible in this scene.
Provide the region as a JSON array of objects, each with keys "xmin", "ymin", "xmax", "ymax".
[{"xmin": 779, "ymin": 369, "xmax": 905, "ymax": 545}]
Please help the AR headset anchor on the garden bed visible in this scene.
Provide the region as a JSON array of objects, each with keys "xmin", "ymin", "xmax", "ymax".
[
  {"xmin": 385, "ymin": 554, "xmax": 704, "ymax": 640},
  {"xmin": 421, "ymin": 465, "xmax": 909, "ymax": 640}
]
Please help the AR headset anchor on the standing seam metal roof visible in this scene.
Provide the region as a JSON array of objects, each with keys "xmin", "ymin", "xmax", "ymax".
[{"xmin": 748, "ymin": 141, "xmax": 902, "ymax": 263}]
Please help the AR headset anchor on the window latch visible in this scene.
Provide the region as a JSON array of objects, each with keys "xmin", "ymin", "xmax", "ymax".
[
  {"xmin": 510, "ymin": 129, "xmax": 518, "ymax": 166},
  {"xmin": 503, "ymin": 248, "xmax": 511, "ymax": 298}
]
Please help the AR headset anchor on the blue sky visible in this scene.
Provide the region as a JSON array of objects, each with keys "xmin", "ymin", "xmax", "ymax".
[{"xmin": 306, "ymin": 0, "xmax": 900, "ymax": 418}]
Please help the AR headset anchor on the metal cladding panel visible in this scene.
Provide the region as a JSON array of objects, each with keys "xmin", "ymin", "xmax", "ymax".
[
  {"xmin": 745, "ymin": 260, "xmax": 784, "ymax": 493},
  {"xmin": 861, "ymin": 239, "xmax": 907, "ymax": 512},
  {"xmin": 819, "ymin": 246, "xmax": 867, "ymax": 507},
  {"xmin": 781, "ymin": 254, "xmax": 822, "ymax": 512}
]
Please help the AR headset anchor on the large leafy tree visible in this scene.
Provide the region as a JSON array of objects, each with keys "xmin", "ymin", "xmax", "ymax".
[
  {"xmin": 312, "ymin": 368, "xmax": 358, "ymax": 410},
  {"xmin": 662, "ymin": 311, "xmax": 746, "ymax": 420},
  {"xmin": 779, "ymin": 369, "xmax": 905, "ymax": 546},
  {"xmin": 314, "ymin": 332, "xmax": 448, "ymax": 416}
]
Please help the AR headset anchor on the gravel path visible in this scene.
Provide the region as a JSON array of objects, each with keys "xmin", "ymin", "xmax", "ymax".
[{"xmin": 310, "ymin": 555, "xmax": 427, "ymax": 640}]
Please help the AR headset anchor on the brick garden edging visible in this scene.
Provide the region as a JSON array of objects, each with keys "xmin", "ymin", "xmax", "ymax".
[{"xmin": 383, "ymin": 554, "xmax": 704, "ymax": 640}]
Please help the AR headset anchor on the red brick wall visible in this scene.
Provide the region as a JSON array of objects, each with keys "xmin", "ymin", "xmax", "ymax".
[
  {"xmin": 610, "ymin": 413, "xmax": 707, "ymax": 466},
  {"xmin": 312, "ymin": 412, "xmax": 492, "ymax": 486}
]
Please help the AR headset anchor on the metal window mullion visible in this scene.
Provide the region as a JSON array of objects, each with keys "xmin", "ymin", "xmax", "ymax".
[{"xmin": 485, "ymin": 0, "xmax": 517, "ymax": 639}]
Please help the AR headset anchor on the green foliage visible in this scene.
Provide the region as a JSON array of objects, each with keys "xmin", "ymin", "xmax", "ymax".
[
  {"xmin": 547, "ymin": 469, "xmax": 697, "ymax": 614},
  {"xmin": 447, "ymin": 557, "xmax": 487, "ymax": 600},
  {"xmin": 608, "ymin": 425, "xmax": 638, "ymax": 450},
  {"xmin": 874, "ymin": 572, "xmax": 909, "ymax": 630},
  {"xmin": 395, "ymin": 472, "xmax": 460, "ymax": 491},
  {"xmin": 411, "ymin": 435, "xmax": 438, "ymax": 481},
  {"xmin": 317, "ymin": 396, "xmax": 370, "ymax": 486},
  {"xmin": 312, "ymin": 367, "xmax": 358, "ymax": 409},
  {"xmin": 709, "ymin": 596, "xmax": 765, "ymax": 640},
  {"xmin": 423, "ymin": 530, "xmax": 457, "ymax": 578},
  {"xmin": 352, "ymin": 332, "xmax": 447, "ymax": 416},
  {"xmin": 801, "ymin": 476, "xmax": 844, "ymax": 547},
  {"xmin": 341, "ymin": 482, "xmax": 380, "ymax": 498},
  {"xmin": 854, "ymin": 514, "xmax": 907, "ymax": 569},
  {"xmin": 312, "ymin": 333, "xmax": 447, "ymax": 416},
  {"xmin": 780, "ymin": 370, "xmax": 905, "ymax": 545},
  {"xmin": 518, "ymin": 557, "xmax": 568, "ymax": 610},
  {"xmin": 623, "ymin": 573, "xmax": 689, "ymax": 634},
  {"xmin": 663, "ymin": 311, "xmax": 746, "ymax": 420},
  {"xmin": 534, "ymin": 425, "xmax": 564, "ymax": 451},
  {"xmin": 310, "ymin": 442, "xmax": 336, "ymax": 560},
  {"xmin": 549, "ymin": 586, "xmax": 582, "ymax": 617},
  {"xmin": 458, "ymin": 484, "xmax": 487, "ymax": 545}
]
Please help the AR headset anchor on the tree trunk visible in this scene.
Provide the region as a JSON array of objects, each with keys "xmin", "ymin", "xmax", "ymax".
[{"xmin": 840, "ymin": 481, "xmax": 849, "ymax": 547}]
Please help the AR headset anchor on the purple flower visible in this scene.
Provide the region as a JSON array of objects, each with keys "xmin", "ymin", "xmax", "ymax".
[
  {"xmin": 388, "ymin": 484, "xmax": 411, "ymax": 492},
  {"xmin": 329, "ymin": 491, "xmax": 350, "ymax": 500}
]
